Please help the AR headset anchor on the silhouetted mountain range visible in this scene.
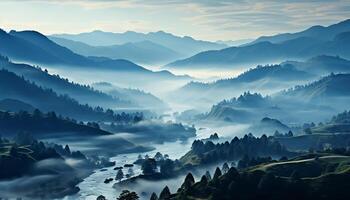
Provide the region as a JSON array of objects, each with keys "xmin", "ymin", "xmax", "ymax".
[
  {"xmin": 174, "ymin": 61, "xmax": 315, "ymax": 104},
  {"xmin": 202, "ymin": 73, "xmax": 350, "ymax": 124},
  {"xmin": 252, "ymin": 19, "xmax": 350, "ymax": 44},
  {"xmin": 167, "ymin": 19, "xmax": 350, "ymax": 69},
  {"xmin": 0, "ymin": 29, "xmax": 91, "ymax": 65},
  {"xmin": 0, "ymin": 29, "xmax": 190, "ymax": 81},
  {"xmin": 0, "ymin": 55, "xmax": 134, "ymax": 108},
  {"xmin": 52, "ymin": 30, "xmax": 227, "ymax": 58},
  {"xmin": 0, "ymin": 69, "xmax": 125, "ymax": 121},
  {"xmin": 174, "ymin": 55, "xmax": 350, "ymax": 105},
  {"xmin": 50, "ymin": 36, "xmax": 182, "ymax": 65}
]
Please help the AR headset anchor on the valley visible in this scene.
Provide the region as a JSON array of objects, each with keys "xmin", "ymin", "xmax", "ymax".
[{"xmin": 0, "ymin": 3, "xmax": 350, "ymax": 199}]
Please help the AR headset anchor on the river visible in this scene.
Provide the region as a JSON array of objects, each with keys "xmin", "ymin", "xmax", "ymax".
[{"xmin": 64, "ymin": 122, "xmax": 249, "ymax": 200}]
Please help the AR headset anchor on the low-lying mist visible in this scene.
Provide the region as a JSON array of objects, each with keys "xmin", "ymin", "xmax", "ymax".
[{"xmin": 0, "ymin": 158, "xmax": 89, "ymax": 199}]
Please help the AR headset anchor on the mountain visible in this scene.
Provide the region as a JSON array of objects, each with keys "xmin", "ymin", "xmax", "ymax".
[
  {"xmin": 252, "ymin": 18, "xmax": 350, "ymax": 44},
  {"xmin": 248, "ymin": 117, "xmax": 291, "ymax": 135},
  {"xmin": 0, "ymin": 29, "xmax": 188, "ymax": 80},
  {"xmin": 0, "ymin": 55, "xmax": 134, "ymax": 108},
  {"xmin": 175, "ymin": 55, "xmax": 350, "ymax": 107},
  {"xmin": 201, "ymin": 74, "xmax": 350, "ymax": 124},
  {"xmin": 166, "ymin": 37, "xmax": 321, "ymax": 68},
  {"xmin": 49, "ymin": 36, "xmax": 183, "ymax": 65},
  {"xmin": 173, "ymin": 62, "xmax": 314, "ymax": 105},
  {"xmin": 204, "ymin": 92, "xmax": 272, "ymax": 123},
  {"xmin": 51, "ymin": 30, "xmax": 227, "ymax": 57},
  {"xmin": 167, "ymin": 19, "xmax": 350, "ymax": 69},
  {"xmin": 0, "ymin": 29, "xmax": 91, "ymax": 65},
  {"xmin": 0, "ymin": 69, "xmax": 127, "ymax": 121},
  {"xmin": 0, "ymin": 110, "xmax": 112, "ymax": 138},
  {"xmin": 280, "ymin": 73, "xmax": 350, "ymax": 101},
  {"xmin": 284, "ymin": 55, "xmax": 350, "ymax": 75}
]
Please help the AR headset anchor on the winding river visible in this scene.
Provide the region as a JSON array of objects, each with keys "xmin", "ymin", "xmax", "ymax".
[{"xmin": 63, "ymin": 122, "xmax": 249, "ymax": 200}]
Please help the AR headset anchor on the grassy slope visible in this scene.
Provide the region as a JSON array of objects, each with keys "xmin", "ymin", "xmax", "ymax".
[{"xmin": 251, "ymin": 155, "xmax": 350, "ymax": 177}]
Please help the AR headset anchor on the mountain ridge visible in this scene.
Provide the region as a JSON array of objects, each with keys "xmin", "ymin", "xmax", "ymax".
[
  {"xmin": 51, "ymin": 30, "xmax": 227, "ymax": 57},
  {"xmin": 166, "ymin": 19, "xmax": 350, "ymax": 69},
  {"xmin": 49, "ymin": 36, "xmax": 183, "ymax": 65}
]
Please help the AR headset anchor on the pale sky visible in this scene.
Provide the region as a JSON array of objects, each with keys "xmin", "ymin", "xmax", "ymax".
[{"xmin": 0, "ymin": 0, "xmax": 349, "ymax": 41}]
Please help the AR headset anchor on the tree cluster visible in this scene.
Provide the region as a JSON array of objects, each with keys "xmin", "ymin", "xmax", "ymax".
[{"xmin": 191, "ymin": 134, "xmax": 291, "ymax": 164}]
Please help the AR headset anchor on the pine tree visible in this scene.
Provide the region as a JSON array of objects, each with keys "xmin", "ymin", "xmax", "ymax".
[
  {"xmin": 205, "ymin": 171, "xmax": 212, "ymax": 180},
  {"xmin": 181, "ymin": 173, "xmax": 195, "ymax": 190},
  {"xmin": 222, "ymin": 162, "xmax": 229, "ymax": 174},
  {"xmin": 117, "ymin": 190, "xmax": 139, "ymax": 200},
  {"xmin": 159, "ymin": 186, "xmax": 171, "ymax": 200},
  {"xmin": 149, "ymin": 192, "xmax": 158, "ymax": 200},
  {"xmin": 213, "ymin": 167, "xmax": 222, "ymax": 180}
]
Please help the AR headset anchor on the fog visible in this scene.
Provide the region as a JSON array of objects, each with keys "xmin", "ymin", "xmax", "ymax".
[
  {"xmin": 0, "ymin": 158, "xmax": 88, "ymax": 200},
  {"xmin": 5, "ymin": 51, "xmax": 350, "ymax": 200},
  {"xmin": 44, "ymin": 65, "xmax": 190, "ymax": 99}
]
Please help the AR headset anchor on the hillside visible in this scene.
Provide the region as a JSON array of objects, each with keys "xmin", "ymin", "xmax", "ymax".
[
  {"xmin": 166, "ymin": 19, "xmax": 350, "ymax": 69},
  {"xmin": 0, "ymin": 55, "xmax": 134, "ymax": 108},
  {"xmin": 176, "ymin": 62, "xmax": 314, "ymax": 103},
  {"xmin": 175, "ymin": 55, "xmax": 350, "ymax": 105},
  {"xmin": 0, "ymin": 99, "xmax": 36, "ymax": 112},
  {"xmin": 159, "ymin": 154, "xmax": 350, "ymax": 200},
  {"xmin": 280, "ymin": 73, "xmax": 350, "ymax": 100},
  {"xmin": 0, "ymin": 134, "xmax": 131, "ymax": 199},
  {"xmin": 306, "ymin": 110, "xmax": 350, "ymax": 134},
  {"xmin": 210, "ymin": 63, "xmax": 313, "ymax": 85},
  {"xmin": 248, "ymin": 117, "xmax": 291, "ymax": 135},
  {"xmin": 0, "ymin": 69, "xmax": 127, "ymax": 121},
  {"xmin": 51, "ymin": 30, "xmax": 226, "ymax": 57},
  {"xmin": 204, "ymin": 92, "xmax": 273, "ymax": 123},
  {"xmin": 201, "ymin": 75, "xmax": 350, "ymax": 124},
  {"xmin": 0, "ymin": 109, "xmax": 147, "ymax": 157},
  {"xmin": 284, "ymin": 55, "xmax": 350, "ymax": 75},
  {"xmin": 255, "ymin": 110, "xmax": 350, "ymax": 151},
  {"xmin": 50, "ymin": 37, "xmax": 183, "ymax": 65},
  {"xmin": 0, "ymin": 110, "xmax": 111, "ymax": 138}
]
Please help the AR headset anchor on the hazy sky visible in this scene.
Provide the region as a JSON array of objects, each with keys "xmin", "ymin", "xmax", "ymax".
[{"xmin": 0, "ymin": 0, "xmax": 349, "ymax": 41}]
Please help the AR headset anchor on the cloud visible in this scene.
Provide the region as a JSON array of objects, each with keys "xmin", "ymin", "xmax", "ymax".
[{"xmin": 1, "ymin": 0, "xmax": 349, "ymax": 40}]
